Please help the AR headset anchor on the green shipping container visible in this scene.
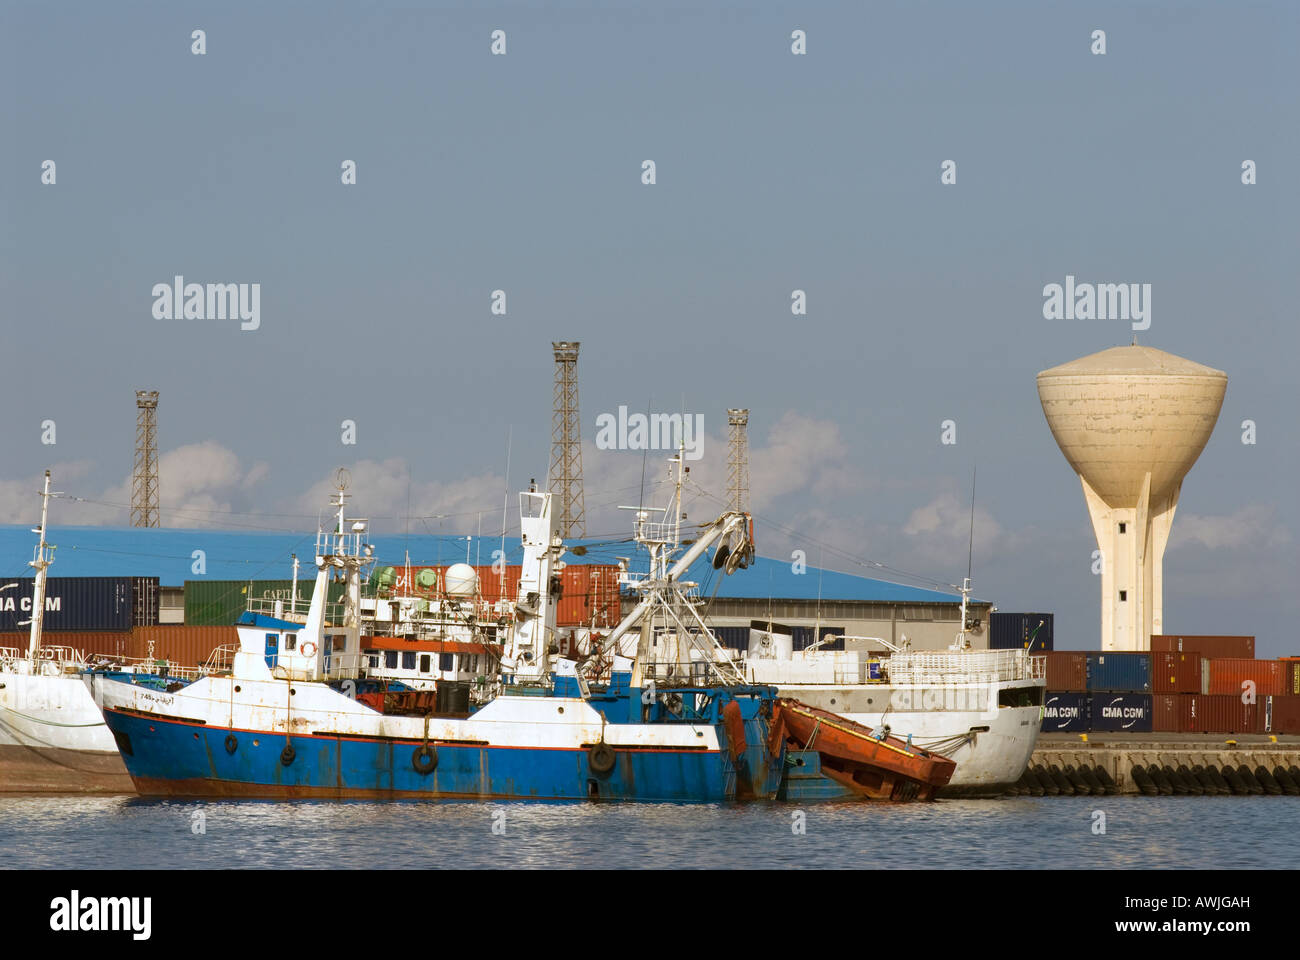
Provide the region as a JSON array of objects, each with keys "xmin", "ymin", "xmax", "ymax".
[{"xmin": 184, "ymin": 579, "xmax": 345, "ymax": 626}]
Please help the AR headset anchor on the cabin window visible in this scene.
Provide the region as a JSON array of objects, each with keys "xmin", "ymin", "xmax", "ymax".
[
  {"xmin": 285, "ymin": 633, "xmax": 297, "ymax": 651},
  {"xmin": 333, "ymin": 635, "xmax": 346, "ymax": 652},
  {"xmin": 439, "ymin": 653, "xmax": 455, "ymax": 673},
  {"xmin": 1118, "ymin": 522, "xmax": 1127, "ymax": 534},
  {"xmin": 1119, "ymin": 590, "xmax": 1127, "ymax": 602},
  {"xmin": 402, "ymin": 651, "xmax": 416, "ymax": 671},
  {"xmin": 385, "ymin": 651, "xmax": 398, "ymax": 669},
  {"xmin": 419, "ymin": 654, "xmax": 431, "ymax": 674}
]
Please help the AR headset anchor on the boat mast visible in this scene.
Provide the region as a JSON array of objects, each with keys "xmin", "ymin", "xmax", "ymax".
[{"xmin": 26, "ymin": 470, "xmax": 55, "ymax": 660}]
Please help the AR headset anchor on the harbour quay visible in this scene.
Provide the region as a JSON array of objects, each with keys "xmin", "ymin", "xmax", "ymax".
[{"xmin": 1024, "ymin": 733, "xmax": 1300, "ymax": 797}]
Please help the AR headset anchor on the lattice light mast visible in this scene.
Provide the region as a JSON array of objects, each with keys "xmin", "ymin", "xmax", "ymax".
[
  {"xmin": 132, "ymin": 390, "xmax": 160, "ymax": 527},
  {"xmin": 727, "ymin": 408, "xmax": 750, "ymax": 515},
  {"xmin": 549, "ymin": 342, "xmax": 585, "ymax": 537}
]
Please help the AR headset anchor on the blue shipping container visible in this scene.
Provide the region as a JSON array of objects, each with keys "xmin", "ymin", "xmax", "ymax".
[
  {"xmin": 1088, "ymin": 693, "xmax": 1154, "ymax": 732},
  {"xmin": 989, "ymin": 612, "xmax": 1054, "ymax": 652},
  {"xmin": 1041, "ymin": 691, "xmax": 1089, "ymax": 732},
  {"xmin": 0, "ymin": 577, "xmax": 134, "ymax": 632},
  {"xmin": 1086, "ymin": 652, "xmax": 1151, "ymax": 692}
]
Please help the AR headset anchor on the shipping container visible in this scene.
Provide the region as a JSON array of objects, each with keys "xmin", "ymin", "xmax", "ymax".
[
  {"xmin": 1179, "ymin": 694, "xmax": 1257, "ymax": 734},
  {"xmin": 1260, "ymin": 696, "xmax": 1300, "ymax": 735},
  {"xmin": 1042, "ymin": 651, "xmax": 1087, "ymax": 692},
  {"xmin": 1151, "ymin": 651, "xmax": 1202, "ymax": 694},
  {"xmin": 1287, "ymin": 661, "xmax": 1300, "ymax": 697},
  {"xmin": 1041, "ymin": 691, "xmax": 1088, "ymax": 732},
  {"xmin": 1086, "ymin": 652, "xmax": 1151, "ymax": 692},
  {"xmin": 1151, "ymin": 634, "xmax": 1254, "ymax": 659},
  {"xmin": 1151, "ymin": 694, "xmax": 1181, "ymax": 732},
  {"xmin": 1203, "ymin": 658, "xmax": 1285, "ymax": 697},
  {"xmin": 0, "ymin": 630, "xmax": 134, "ymax": 659},
  {"xmin": 133, "ymin": 625, "xmax": 238, "ymax": 668},
  {"xmin": 184, "ymin": 579, "xmax": 348, "ymax": 627},
  {"xmin": 0, "ymin": 577, "xmax": 134, "ymax": 632},
  {"xmin": 1088, "ymin": 692, "xmax": 1153, "ymax": 732},
  {"xmin": 989, "ymin": 612, "xmax": 1054, "ymax": 652},
  {"xmin": 130, "ymin": 576, "xmax": 161, "ymax": 627}
]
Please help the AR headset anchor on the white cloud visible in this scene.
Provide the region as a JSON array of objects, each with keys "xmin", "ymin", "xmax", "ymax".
[{"xmin": 1171, "ymin": 504, "xmax": 1291, "ymax": 551}]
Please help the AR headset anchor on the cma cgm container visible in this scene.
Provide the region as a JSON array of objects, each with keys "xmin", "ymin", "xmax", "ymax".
[
  {"xmin": 1151, "ymin": 634, "xmax": 1254, "ymax": 659},
  {"xmin": 989, "ymin": 612, "xmax": 1054, "ymax": 652},
  {"xmin": 1178, "ymin": 694, "xmax": 1257, "ymax": 734},
  {"xmin": 1260, "ymin": 696, "xmax": 1300, "ymax": 735},
  {"xmin": 0, "ymin": 577, "xmax": 134, "ymax": 632},
  {"xmin": 1088, "ymin": 693, "xmax": 1153, "ymax": 732},
  {"xmin": 0, "ymin": 630, "xmax": 134, "ymax": 659},
  {"xmin": 1151, "ymin": 651, "xmax": 1202, "ymax": 694},
  {"xmin": 1042, "ymin": 651, "xmax": 1087, "ymax": 691},
  {"xmin": 1203, "ymin": 658, "xmax": 1285, "ymax": 697},
  {"xmin": 1041, "ymin": 692, "xmax": 1088, "ymax": 732},
  {"xmin": 1086, "ymin": 652, "xmax": 1151, "ymax": 692},
  {"xmin": 133, "ymin": 625, "xmax": 238, "ymax": 668}
]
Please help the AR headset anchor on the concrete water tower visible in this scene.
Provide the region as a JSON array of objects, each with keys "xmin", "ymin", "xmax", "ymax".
[{"xmin": 1037, "ymin": 344, "xmax": 1227, "ymax": 651}]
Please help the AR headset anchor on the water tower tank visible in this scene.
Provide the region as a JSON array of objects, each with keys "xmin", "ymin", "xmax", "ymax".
[
  {"xmin": 1037, "ymin": 344, "xmax": 1226, "ymax": 650},
  {"xmin": 444, "ymin": 563, "xmax": 479, "ymax": 598}
]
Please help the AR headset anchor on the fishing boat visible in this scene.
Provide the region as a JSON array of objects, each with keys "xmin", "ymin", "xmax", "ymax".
[
  {"xmin": 90, "ymin": 473, "xmax": 796, "ymax": 801},
  {"xmin": 0, "ymin": 471, "xmax": 196, "ymax": 793}
]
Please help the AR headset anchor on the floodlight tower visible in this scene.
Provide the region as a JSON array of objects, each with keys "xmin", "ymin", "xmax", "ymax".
[
  {"xmin": 550, "ymin": 342, "xmax": 585, "ymax": 537},
  {"xmin": 132, "ymin": 390, "xmax": 160, "ymax": 527}
]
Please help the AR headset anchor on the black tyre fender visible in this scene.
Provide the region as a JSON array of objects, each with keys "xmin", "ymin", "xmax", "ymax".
[
  {"xmin": 413, "ymin": 743, "xmax": 438, "ymax": 775},
  {"xmin": 224, "ymin": 734, "xmax": 238, "ymax": 754},
  {"xmin": 588, "ymin": 742, "xmax": 616, "ymax": 776},
  {"xmin": 280, "ymin": 744, "xmax": 296, "ymax": 766}
]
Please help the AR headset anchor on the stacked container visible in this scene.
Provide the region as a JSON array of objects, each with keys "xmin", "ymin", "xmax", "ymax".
[
  {"xmin": 1202, "ymin": 658, "xmax": 1285, "ymax": 696},
  {"xmin": 989, "ymin": 612, "xmax": 1054, "ymax": 652},
  {"xmin": 1151, "ymin": 634, "xmax": 1254, "ymax": 658},
  {"xmin": 1041, "ymin": 691, "xmax": 1088, "ymax": 732},
  {"xmin": 1085, "ymin": 652, "xmax": 1151, "ymax": 692},
  {"xmin": 1151, "ymin": 651, "xmax": 1202, "ymax": 694}
]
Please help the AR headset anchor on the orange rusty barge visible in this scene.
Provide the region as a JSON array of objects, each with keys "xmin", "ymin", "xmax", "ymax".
[{"xmin": 770, "ymin": 699, "xmax": 958, "ymax": 801}]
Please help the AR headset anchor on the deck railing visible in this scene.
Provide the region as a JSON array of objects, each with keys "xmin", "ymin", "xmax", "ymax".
[{"xmin": 886, "ymin": 649, "xmax": 1045, "ymax": 685}]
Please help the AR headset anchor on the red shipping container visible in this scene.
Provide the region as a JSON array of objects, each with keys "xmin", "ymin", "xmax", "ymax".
[
  {"xmin": 1203, "ymin": 658, "xmax": 1285, "ymax": 697},
  {"xmin": 1260, "ymin": 696, "xmax": 1300, "ymax": 735},
  {"xmin": 1179, "ymin": 694, "xmax": 1257, "ymax": 734},
  {"xmin": 1151, "ymin": 634, "xmax": 1254, "ymax": 659},
  {"xmin": 133, "ymin": 625, "xmax": 238, "ymax": 667},
  {"xmin": 1151, "ymin": 693, "xmax": 1181, "ymax": 732},
  {"xmin": 1151, "ymin": 651, "xmax": 1202, "ymax": 694},
  {"xmin": 1041, "ymin": 651, "xmax": 1087, "ymax": 691},
  {"xmin": 0, "ymin": 630, "xmax": 134, "ymax": 660}
]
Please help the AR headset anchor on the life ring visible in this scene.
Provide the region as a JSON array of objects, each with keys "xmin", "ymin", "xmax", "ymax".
[
  {"xmin": 300, "ymin": 642, "xmax": 317, "ymax": 658},
  {"xmin": 224, "ymin": 734, "xmax": 238, "ymax": 754},
  {"xmin": 588, "ymin": 742, "xmax": 616, "ymax": 776},
  {"xmin": 412, "ymin": 744, "xmax": 438, "ymax": 775},
  {"xmin": 280, "ymin": 744, "xmax": 296, "ymax": 766}
]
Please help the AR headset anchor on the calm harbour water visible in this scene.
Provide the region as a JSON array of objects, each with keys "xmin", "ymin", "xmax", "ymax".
[{"xmin": 1, "ymin": 795, "xmax": 1296, "ymax": 869}]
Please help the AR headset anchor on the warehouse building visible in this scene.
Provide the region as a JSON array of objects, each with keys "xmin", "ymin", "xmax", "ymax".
[{"xmin": 0, "ymin": 525, "xmax": 993, "ymax": 655}]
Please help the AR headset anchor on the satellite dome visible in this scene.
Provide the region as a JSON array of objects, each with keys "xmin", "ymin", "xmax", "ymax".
[{"xmin": 444, "ymin": 563, "xmax": 479, "ymax": 598}]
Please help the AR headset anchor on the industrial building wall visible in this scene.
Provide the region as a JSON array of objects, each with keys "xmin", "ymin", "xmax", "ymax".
[{"xmin": 629, "ymin": 598, "xmax": 994, "ymax": 652}]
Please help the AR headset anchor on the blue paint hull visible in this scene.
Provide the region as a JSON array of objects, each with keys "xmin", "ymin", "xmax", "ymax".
[{"xmin": 103, "ymin": 707, "xmax": 786, "ymax": 802}]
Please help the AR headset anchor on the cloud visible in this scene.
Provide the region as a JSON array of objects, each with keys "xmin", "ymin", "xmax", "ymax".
[
  {"xmin": 0, "ymin": 444, "xmax": 269, "ymax": 528},
  {"xmin": 1170, "ymin": 504, "xmax": 1291, "ymax": 552}
]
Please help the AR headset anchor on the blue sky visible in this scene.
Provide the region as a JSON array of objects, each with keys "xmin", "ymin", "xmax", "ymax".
[{"xmin": 2, "ymin": 1, "xmax": 1296, "ymax": 652}]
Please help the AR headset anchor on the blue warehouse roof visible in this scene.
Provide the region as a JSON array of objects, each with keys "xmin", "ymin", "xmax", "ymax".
[{"xmin": 0, "ymin": 525, "xmax": 965, "ymax": 605}]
